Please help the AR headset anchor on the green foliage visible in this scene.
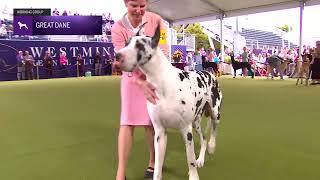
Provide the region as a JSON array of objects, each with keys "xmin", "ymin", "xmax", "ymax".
[
  {"xmin": 184, "ymin": 23, "xmax": 211, "ymax": 50},
  {"xmin": 277, "ymin": 24, "xmax": 293, "ymax": 33},
  {"xmin": 173, "ymin": 23, "xmax": 212, "ymax": 50}
]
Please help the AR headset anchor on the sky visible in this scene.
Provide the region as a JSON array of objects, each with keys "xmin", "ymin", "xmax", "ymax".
[{"xmin": 1, "ymin": 0, "xmax": 319, "ymax": 45}]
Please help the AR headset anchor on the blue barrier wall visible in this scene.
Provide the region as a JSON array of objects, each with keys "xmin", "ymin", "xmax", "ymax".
[{"xmin": 0, "ymin": 40, "xmax": 115, "ymax": 81}]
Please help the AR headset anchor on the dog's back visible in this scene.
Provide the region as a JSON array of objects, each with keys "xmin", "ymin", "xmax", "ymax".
[{"xmin": 152, "ymin": 69, "xmax": 222, "ymax": 129}]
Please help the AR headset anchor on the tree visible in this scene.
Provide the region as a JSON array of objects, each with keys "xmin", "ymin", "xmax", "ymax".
[
  {"xmin": 277, "ymin": 24, "xmax": 293, "ymax": 33},
  {"xmin": 173, "ymin": 23, "xmax": 211, "ymax": 50},
  {"xmin": 185, "ymin": 23, "xmax": 211, "ymax": 50}
]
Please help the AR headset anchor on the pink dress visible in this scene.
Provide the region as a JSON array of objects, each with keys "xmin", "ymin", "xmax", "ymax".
[{"xmin": 111, "ymin": 11, "xmax": 168, "ymax": 126}]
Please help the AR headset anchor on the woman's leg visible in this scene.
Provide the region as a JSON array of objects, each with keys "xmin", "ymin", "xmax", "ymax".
[
  {"xmin": 144, "ymin": 126, "xmax": 155, "ymax": 168},
  {"xmin": 116, "ymin": 125, "xmax": 134, "ymax": 180}
]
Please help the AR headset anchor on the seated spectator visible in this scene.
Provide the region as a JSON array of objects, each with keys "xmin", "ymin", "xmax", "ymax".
[
  {"xmin": 102, "ymin": 13, "xmax": 107, "ymax": 22},
  {"xmin": 52, "ymin": 8, "xmax": 59, "ymax": 16},
  {"xmin": 104, "ymin": 22, "xmax": 112, "ymax": 35},
  {"xmin": 62, "ymin": 10, "xmax": 68, "ymax": 16},
  {"xmin": 0, "ymin": 24, "xmax": 8, "ymax": 39},
  {"xmin": 101, "ymin": 32, "xmax": 109, "ymax": 42},
  {"xmin": 106, "ymin": 13, "xmax": 114, "ymax": 24}
]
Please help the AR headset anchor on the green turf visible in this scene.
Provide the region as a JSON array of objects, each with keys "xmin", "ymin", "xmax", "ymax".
[{"xmin": 0, "ymin": 76, "xmax": 319, "ymax": 180}]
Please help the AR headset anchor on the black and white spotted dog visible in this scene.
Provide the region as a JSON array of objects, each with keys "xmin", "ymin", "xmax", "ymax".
[{"xmin": 116, "ymin": 23, "xmax": 222, "ymax": 180}]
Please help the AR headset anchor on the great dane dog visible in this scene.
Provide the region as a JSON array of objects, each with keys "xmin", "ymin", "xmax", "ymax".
[{"xmin": 116, "ymin": 23, "xmax": 223, "ymax": 180}]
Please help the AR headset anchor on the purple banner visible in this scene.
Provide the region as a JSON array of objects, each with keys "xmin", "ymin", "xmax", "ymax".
[
  {"xmin": 0, "ymin": 40, "xmax": 115, "ymax": 81},
  {"xmin": 14, "ymin": 16, "xmax": 102, "ymax": 35}
]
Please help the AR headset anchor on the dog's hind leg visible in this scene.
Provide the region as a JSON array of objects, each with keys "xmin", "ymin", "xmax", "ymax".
[
  {"xmin": 193, "ymin": 114, "xmax": 207, "ymax": 168},
  {"xmin": 181, "ymin": 125, "xmax": 199, "ymax": 180},
  {"xmin": 208, "ymin": 105, "xmax": 220, "ymax": 155},
  {"xmin": 153, "ymin": 125, "xmax": 167, "ymax": 180}
]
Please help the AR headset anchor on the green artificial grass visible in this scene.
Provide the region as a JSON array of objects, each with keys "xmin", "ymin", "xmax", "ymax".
[{"xmin": 0, "ymin": 76, "xmax": 319, "ymax": 180}]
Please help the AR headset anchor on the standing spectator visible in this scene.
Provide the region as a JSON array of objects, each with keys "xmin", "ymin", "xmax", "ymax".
[
  {"xmin": 200, "ymin": 47, "xmax": 206, "ymax": 62},
  {"xmin": 16, "ymin": 51, "xmax": 25, "ymax": 80},
  {"xmin": 94, "ymin": 52, "xmax": 102, "ymax": 76},
  {"xmin": 105, "ymin": 54, "xmax": 112, "ymax": 75},
  {"xmin": 76, "ymin": 53, "xmax": 84, "ymax": 77},
  {"xmin": 24, "ymin": 51, "xmax": 34, "ymax": 80},
  {"xmin": 310, "ymin": 41, "xmax": 320, "ymax": 84},
  {"xmin": 59, "ymin": 52, "xmax": 69, "ymax": 78},
  {"xmin": 286, "ymin": 49, "xmax": 295, "ymax": 76},
  {"xmin": 194, "ymin": 49, "xmax": 203, "ymax": 71},
  {"xmin": 184, "ymin": 51, "xmax": 195, "ymax": 71},
  {"xmin": 241, "ymin": 47, "xmax": 249, "ymax": 76},
  {"xmin": 43, "ymin": 51, "xmax": 53, "ymax": 79},
  {"xmin": 207, "ymin": 48, "xmax": 214, "ymax": 62}
]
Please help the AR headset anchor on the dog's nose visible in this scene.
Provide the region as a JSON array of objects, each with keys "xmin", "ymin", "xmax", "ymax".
[{"xmin": 115, "ymin": 53, "xmax": 122, "ymax": 61}]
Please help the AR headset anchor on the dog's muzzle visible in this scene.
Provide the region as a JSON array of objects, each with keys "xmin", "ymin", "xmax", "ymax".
[{"xmin": 115, "ymin": 53, "xmax": 122, "ymax": 61}]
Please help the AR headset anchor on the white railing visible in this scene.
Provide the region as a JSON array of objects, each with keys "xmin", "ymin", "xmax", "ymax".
[
  {"xmin": 200, "ymin": 23, "xmax": 237, "ymax": 48},
  {"xmin": 175, "ymin": 33, "xmax": 196, "ymax": 51}
]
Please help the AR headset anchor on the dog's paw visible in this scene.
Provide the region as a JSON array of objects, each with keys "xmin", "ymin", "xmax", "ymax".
[
  {"xmin": 188, "ymin": 170, "xmax": 200, "ymax": 180},
  {"xmin": 196, "ymin": 157, "xmax": 205, "ymax": 168}
]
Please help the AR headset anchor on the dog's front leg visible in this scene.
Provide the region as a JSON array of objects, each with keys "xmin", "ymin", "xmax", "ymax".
[
  {"xmin": 153, "ymin": 125, "xmax": 167, "ymax": 180},
  {"xmin": 181, "ymin": 125, "xmax": 199, "ymax": 180}
]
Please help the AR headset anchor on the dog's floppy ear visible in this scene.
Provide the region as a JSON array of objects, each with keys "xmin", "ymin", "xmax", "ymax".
[
  {"xmin": 151, "ymin": 22, "xmax": 161, "ymax": 49},
  {"xmin": 135, "ymin": 22, "xmax": 147, "ymax": 36}
]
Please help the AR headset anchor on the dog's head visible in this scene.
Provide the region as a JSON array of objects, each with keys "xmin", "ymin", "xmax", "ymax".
[{"xmin": 115, "ymin": 22, "xmax": 161, "ymax": 72}]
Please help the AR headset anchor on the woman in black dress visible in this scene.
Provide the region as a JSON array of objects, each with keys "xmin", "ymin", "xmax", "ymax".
[{"xmin": 310, "ymin": 41, "xmax": 320, "ymax": 84}]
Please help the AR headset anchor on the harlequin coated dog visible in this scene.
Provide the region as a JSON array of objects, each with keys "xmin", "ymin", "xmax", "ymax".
[{"xmin": 116, "ymin": 23, "xmax": 223, "ymax": 180}]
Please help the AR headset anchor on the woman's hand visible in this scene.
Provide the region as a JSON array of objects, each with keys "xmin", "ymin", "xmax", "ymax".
[{"xmin": 135, "ymin": 79, "xmax": 158, "ymax": 104}]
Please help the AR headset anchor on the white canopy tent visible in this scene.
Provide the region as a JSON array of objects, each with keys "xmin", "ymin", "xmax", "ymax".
[{"xmin": 148, "ymin": 0, "xmax": 320, "ymax": 59}]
